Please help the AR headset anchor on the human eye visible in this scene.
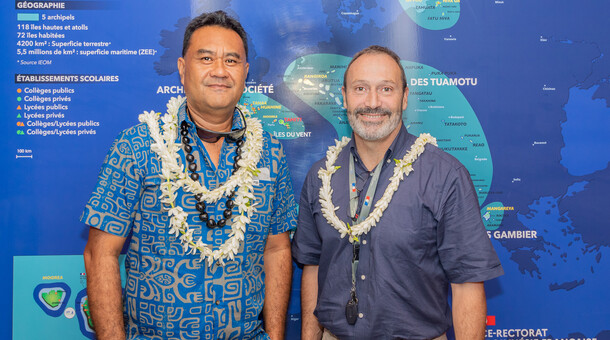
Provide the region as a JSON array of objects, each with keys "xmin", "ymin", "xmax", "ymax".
[
  {"xmin": 200, "ymin": 56, "xmax": 213, "ymax": 63},
  {"xmin": 354, "ymin": 86, "xmax": 366, "ymax": 92},
  {"xmin": 380, "ymin": 86, "xmax": 393, "ymax": 93}
]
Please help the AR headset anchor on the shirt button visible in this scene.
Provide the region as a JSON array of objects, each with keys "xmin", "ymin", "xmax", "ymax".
[
  {"xmin": 358, "ymin": 313, "xmax": 364, "ymax": 318},
  {"xmin": 362, "ymin": 240, "xmax": 367, "ymax": 245},
  {"xmin": 215, "ymin": 300, "xmax": 220, "ymax": 305},
  {"xmin": 361, "ymin": 275, "xmax": 366, "ymax": 280}
]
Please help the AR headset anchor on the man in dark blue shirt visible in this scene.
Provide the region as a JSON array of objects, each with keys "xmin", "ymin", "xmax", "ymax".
[{"xmin": 292, "ymin": 45, "xmax": 503, "ymax": 339}]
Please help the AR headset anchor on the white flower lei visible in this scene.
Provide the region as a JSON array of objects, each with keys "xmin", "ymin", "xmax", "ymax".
[
  {"xmin": 318, "ymin": 133, "xmax": 437, "ymax": 242},
  {"xmin": 138, "ymin": 96, "xmax": 264, "ymax": 266}
]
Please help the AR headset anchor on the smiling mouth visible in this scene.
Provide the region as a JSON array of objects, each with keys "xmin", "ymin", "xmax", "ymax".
[
  {"xmin": 358, "ymin": 112, "xmax": 387, "ymax": 117},
  {"xmin": 206, "ymin": 83, "xmax": 232, "ymax": 89},
  {"xmin": 354, "ymin": 107, "xmax": 391, "ymax": 118}
]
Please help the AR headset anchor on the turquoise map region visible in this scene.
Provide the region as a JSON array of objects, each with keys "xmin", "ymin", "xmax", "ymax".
[
  {"xmin": 13, "ymin": 255, "xmax": 126, "ymax": 340},
  {"xmin": 481, "ymin": 201, "xmax": 507, "ymax": 232},
  {"xmin": 33, "ymin": 282, "xmax": 71, "ymax": 317},
  {"xmin": 399, "ymin": 0, "xmax": 460, "ymax": 30},
  {"xmin": 75, "ymin": 288, "xmax": 95, "ymax": 339},
  {"xmin": 283, "ymin": 53, "xmax": 493, "ymax": 205},
  {"xmin": 239, "ymin": 90, "xmax": 307, "ymax": 140}
]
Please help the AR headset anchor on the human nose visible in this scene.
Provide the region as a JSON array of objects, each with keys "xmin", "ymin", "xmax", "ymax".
[
  {"xmin": 210, "ymin": 59, "xmax": 228, "ymax": 78},
  {"xmin": 364, "ymin": 90, "xmax": 380, "ymax": 108}
]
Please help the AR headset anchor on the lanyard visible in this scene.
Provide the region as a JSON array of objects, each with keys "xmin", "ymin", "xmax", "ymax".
[
  {"xmin": 346, "ymin": 153, "xmax": 384, "ymax": 324},
  {"xmin": 348, "ymin": 153, "xmax": 383, "ymax": 225}
]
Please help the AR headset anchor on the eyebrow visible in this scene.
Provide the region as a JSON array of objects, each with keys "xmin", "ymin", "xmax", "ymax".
[
  {"xmin": 350, "ymin": 79, "xmax": 398, "ymax": 86},
  {"xmin": 378, "ymin": 80, "xmax": 398, "ymax": 86},
  {"xmin": 194, "ymin": 49, "xmax": 243, "ymax": 60}
]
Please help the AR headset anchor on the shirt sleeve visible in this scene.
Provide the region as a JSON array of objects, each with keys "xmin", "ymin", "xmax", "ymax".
[
  {"xmin": 436, "ymin": 165, "xmax": 504, "ymax": 283},
  {"xmin": 291, "ymin": 165, "xmax": 323, "ymax": 265},
  {"xmin": 80, "ymin": 130, "xmax": 143, "ymax": 238},
  {"xmin": 269, "ymin": 143, "xmax": 298, "ymax": 235}
]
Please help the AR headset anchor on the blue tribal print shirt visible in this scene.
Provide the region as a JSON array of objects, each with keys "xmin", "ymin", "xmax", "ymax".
[{"xmin": 81, "ymin": 100, "xmax": 298, "ymax": 339}]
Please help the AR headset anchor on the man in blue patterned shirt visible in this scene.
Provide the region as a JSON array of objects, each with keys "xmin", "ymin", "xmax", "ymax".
[{"xmin": 82, "ymin": 11, "xmax": 297, "ymax": 340}]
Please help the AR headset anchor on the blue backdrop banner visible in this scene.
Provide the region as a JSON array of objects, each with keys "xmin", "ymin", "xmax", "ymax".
[{"xmin": 2, "ymin": 1, "xmax": 609, "ymax": 339}]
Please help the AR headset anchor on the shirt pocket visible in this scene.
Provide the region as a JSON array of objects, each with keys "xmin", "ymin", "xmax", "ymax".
[
  {"xmin": 247, "ymin": 176, "xmax": 274, "ymax": 233},
  {"xmin": 136, "ymin": 175, "xmax": 176, "ymax": 255},
  {"xmin": 141, "ymin": 175, "xmax": 163, "ymax": 213}
]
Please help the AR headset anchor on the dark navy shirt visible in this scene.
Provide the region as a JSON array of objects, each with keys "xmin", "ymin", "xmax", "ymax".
[{"xmin": 292, "ymin": 124, "xmax": 503, "ymax": 339}]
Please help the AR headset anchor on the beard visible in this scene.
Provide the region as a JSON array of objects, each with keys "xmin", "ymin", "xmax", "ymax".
[{"xmin": 347, "ymin": 106, "xmax": 402, "ymax": 141}]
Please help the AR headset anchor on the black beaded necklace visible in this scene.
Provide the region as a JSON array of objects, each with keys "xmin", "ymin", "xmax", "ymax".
[{"xmin": 180, "ymin": 120, "xmax": 245, "ymax": 229}]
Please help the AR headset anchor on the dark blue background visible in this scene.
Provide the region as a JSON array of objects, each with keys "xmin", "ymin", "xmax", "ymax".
[{"xmin": 2, "ymin": 1, "xmax": 609, "ymax": 339}]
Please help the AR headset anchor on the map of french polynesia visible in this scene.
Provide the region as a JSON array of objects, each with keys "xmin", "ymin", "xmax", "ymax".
[
  {"xmin": 13, "ymin": 255, "xmax": 125, "ymax": 339},
  {"xmin": 499, "ymin": 81, "xmax": 610, "ymax": 292},
  {"xmin": 34, "ymin": 282, "xmax": 71, "ymax": 317},
  {"xmin": 75, "ymin": 288, "xmax": 96, "ymax": 339},
  {"xmin": 283, "ymin": 54, "xmax": 502, "ymax": 218},
  {"xmin": 239, "ymin": 87, "xmax": 307, "ymax": 140},
  {"xmin": 399, "ymin": 0, "xmax": 460, "ymax": 30}
]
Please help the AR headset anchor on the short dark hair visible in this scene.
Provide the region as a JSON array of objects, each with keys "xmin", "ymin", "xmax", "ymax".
[
  {"xmin": 182, "ymin": 10, "xmax": 248, "ymax": 59},
  {"xmin": 343, "ymin": 45, "xmax": 407, "ymax": 91}
]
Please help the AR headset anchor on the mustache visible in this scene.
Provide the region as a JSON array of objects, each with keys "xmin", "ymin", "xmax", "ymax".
[{"xmin": 353, "ymin": 107, "xmax": 392, "ymax": 115}]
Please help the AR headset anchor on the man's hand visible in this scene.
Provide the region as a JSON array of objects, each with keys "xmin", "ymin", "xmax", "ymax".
[
  {"xmin": 451, "ymin": 282, "xmax": 487, "ymax": 340},
  {"xmin": 301, "ymin": 265, "xmax": 323, "ymax": 340},
  {"xmin": 83, "ymin": 227, "xmax": 127, "ymax": 340},
  {"xmin": 263, "ymin": 232, "xmax": 292, "ymax": 340}
]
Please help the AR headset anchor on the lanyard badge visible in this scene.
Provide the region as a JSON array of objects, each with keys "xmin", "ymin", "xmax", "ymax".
[
  {"xmin": 345, "ymin": 287, "xmax": 359, "ymax": 325},
  {"xmin": 346, "ymin": 241, "xmax": 360, "ymax": 325},
  {"xmin": 345, "ymin": 154, "xmax": 383, "ymax": 325}
]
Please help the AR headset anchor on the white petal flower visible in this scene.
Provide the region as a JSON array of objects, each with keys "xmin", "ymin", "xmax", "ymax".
[
  {"xmin": 141, "ymin": 96, "xmax": 263, "ymax": 266},
  {"xmin": 316, "ymin": 133, "xmax": 434, "ymax": 241}
]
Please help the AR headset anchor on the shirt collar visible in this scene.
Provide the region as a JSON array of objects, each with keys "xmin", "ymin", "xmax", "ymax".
[{"xmin": 178, "ymin": 100, "xmax": 245, "ymax": 131}]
